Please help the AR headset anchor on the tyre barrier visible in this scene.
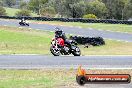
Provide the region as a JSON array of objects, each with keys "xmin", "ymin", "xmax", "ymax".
[
  {"xmin": 69, "ymin": 36, "xmax": 105, "ymax": 47},
  {"xmin": 0, "ymin": 16, "xmax": 132, "ymax": 25}
]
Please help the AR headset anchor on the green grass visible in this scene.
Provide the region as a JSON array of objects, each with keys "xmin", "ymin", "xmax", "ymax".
[
  {"xmin": 0, "ymin": 26, "xmax": 132, "ymax": 55},
  {"xmin": 4, "ymin": 7, "xmax": 20, "ymax": 16},
  {"xmin": 0, "ymin": 69, "xmax": 131, "ymax": 88},
  {"xmin": 4, "ymin": 7, "xmax": 38, "ymax": 17},
  {"xmin": 0, "ymin": 26, "xmax": 53, "ymax": 54},
  {"xmin": 81, "ymin": 40, "xmax": 132, "ymax": 55},
  {"xmin": 0, "ymin": 69, "xmax": 75, "ymax": 88},
  {"xmin": 31, "ymin": 21, "xmax": 132, "ymax": 33}
]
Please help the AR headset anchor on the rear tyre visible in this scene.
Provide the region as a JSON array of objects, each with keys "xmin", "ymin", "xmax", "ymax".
[
  {"xmin": 19, "ymin": 22, "xmax": 22, "ymax": 26},
  {"xmin": 27, "ymin": 23, "xmax": 29, "ymax": 26},
  {"xmin": 19, "ymin": 22, "xmax": 24, "ymax": 26},
  {"xmin": 50, "ymin": 46, "xmax": 60, "ymax": 56}
]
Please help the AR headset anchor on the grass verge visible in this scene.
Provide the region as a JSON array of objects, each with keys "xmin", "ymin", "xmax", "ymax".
[
  {"xmin": 30, "ymin": 21, "xmax": 132, "ymax": 33},
  {"xmin": 4, "ymin": 7, "xmax": 38, "ymax": 17},
  {"xmin": 0, "ymin": 69, "xmax": 131, "ymax": 88},
  {"xmin": 80, "ymin": 40, "xmax": 132, "ymax": 55},
  {"xmin": 0, "ymin": 69, "xmax": 74, "ymax": 88},
  {"xmin": 0, "ymin": 26, "xmax": 53, "ymax": 54},
  {"xmin": 0, "ymin": 26, "xmax": 132, "ymax": 55}
]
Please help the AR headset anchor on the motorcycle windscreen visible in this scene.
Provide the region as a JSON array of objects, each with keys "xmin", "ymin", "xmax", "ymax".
[{"xmin": 57, "ymin": 38, "xmax": 65, "ymax": 46}]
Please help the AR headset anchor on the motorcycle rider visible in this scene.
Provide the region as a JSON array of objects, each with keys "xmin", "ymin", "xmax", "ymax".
[
  {"xmin": 20, "ymin": 17, "xmax": 26, "ymax": 23},
  {"xmin": 55, "ymin": 27, "xmax": 71, "ymax": 48},
  {"xmin": 19, "ymin": 17, "xmax": 30, "ymax": 26}
]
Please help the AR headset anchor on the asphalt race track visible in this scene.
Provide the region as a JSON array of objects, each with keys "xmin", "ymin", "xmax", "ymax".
[
  {"xmin": 0, "ymin": 19, "xmax": 132, "ymax": 42},
  {"xmin": 0, "ymin": 55, "xmax": 131, "ymax": 69}
]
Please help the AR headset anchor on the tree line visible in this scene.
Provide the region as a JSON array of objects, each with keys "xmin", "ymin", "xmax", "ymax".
[{"xmin": 0, "ymin": 0, "xmax": 132, "ymax": 20}]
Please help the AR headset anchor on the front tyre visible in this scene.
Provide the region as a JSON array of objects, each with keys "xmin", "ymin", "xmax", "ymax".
[
  {"xmin": 50, "ymin": 46, "xmax": 60, "ymax": 56},
  {"xmin": 72, "ymin": 46, "xmax": 81, "ymax": 56}
]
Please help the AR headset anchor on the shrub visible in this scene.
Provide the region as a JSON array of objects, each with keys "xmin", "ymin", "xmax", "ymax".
[
  {"xmin": 15, "ymin": 10, "xmax": 31, "ymax": 17},
  {"xmin": 40, "ymin": 7, "xmax": 56, "ymax": 17},
  {"xmin": 0, "ymin": 6, "xmax": 6, "ymax": 16},
  {"xmin": 83, "ymin": 14, "xmax": 97, "ymax": 19}
]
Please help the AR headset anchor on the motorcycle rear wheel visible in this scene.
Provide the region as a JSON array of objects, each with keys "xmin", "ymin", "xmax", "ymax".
[
  {"xmin": 26, "ymin": 23, "xmax": 29, "ymax": 26},
  {"xmin": 72, "ymin": 46, "xmax": 81, "ymax": 56}
]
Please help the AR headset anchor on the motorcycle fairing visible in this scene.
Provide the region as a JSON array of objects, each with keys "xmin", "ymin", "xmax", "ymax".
[{"xmin": 57, "ymin": 38, "xmax": 65, "ymax": 47}]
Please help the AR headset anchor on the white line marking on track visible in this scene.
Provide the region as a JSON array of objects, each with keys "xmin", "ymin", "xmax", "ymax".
[
  {"xmin": 19, "ymin": 27, "xmax": 23, "ymax": 28},
  {"xmin": 78, "ymin": 26, "xmax": 82, "ymax": 28},
  {"xmin": 104, "ymin": 38, "xmax": 131, "ymax": 43},
  {"xmin": 0, "ymin": 64, "xmax": 131, "ymax": 69},
  {"xmin": 50, "ymin": 31, "xmax": 54, "ymax": 32},
  {"xmin": 88, "ymin": 28, "xmax": 93, "ymax": 30},
  {"xmin": 94, "ymin": 28, "xmax": 132, "ymax": 34}
]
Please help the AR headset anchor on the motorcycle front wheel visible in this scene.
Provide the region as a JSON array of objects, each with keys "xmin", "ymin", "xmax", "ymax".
[{"xmin": 50, "ymin": 46, "xmax": 60, "ymax": 56}]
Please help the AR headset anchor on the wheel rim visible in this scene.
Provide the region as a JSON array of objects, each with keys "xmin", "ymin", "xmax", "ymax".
[
  {"xmin": 75, "ymin": 47, "xmax": 80, "ymax": 54},
  {"xmin": 52, "ymin": 47, "xmax": 60, "ymax": 55}
]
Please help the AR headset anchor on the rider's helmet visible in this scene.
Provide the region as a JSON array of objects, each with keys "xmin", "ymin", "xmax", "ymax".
[
  {"xmin": 21, "ymin": 17, "xmax": 25, "ymax": 21},
  {"xmin": 55, "ymin": 27, "xmax": 63, "ymax": 36}
]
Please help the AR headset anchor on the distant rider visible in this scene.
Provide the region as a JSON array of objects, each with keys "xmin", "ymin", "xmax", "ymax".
[{"xmin": 21, "ymin": 18, "xmax": 26, "ymax": 23}]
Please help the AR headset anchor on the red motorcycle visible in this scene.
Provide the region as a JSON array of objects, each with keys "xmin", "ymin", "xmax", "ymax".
[{"xmin": 50, "ymin": 38, "xmax": 81, "ymax": 56}]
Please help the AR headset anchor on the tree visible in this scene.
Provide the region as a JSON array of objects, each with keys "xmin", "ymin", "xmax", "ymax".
[
  {"xmin": 85, "ymin": 0, "xmax": 108, "ymax": 19},
  {"xmin": 101, "ymin": 0, "xmax": 128, "ymax": 20},
  {"xmin": 0, "ymin": 0, "xmax": 3, "ymax": 6},
  {"xmin": 3, "ymin": 0, "xmax": 16, "ymax": 7},
  {"xmin": 28, "ymin": 0, "xmax": 48, "ymax": 15},
  {"xmin": 52, "ymin": 0, "xmax": 67, "ymax": 17},
  {"xmin": 63, "ymin": 0, "xmax": 82, "ymax": 18},
  {"xmin": 40, "ymin": 7, "xmax": 56, "ymax": 17},
  {"xmin": 0, "ymin": 6, "xmax": 6, "ymax": 16},
  {"xmin": 15, "ymin": 9, "xmax": 31, "ymax": 17},
  {"xmin": 55, "ymin": 0, "xmax": 86, "ymax": 18},
  {"xmin": 124, "ymin": 0, "xmax": 132, "ymax": 20},
  {"xmin": 71, "ymin": 1, "xmax": 86, "ymax": 18},
  {"xmin": 20, "ymin": 1, "xmax": 27, "ymax": 9}
]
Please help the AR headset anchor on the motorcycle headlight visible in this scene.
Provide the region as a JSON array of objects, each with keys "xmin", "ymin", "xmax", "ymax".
[{"xmin": 52, "ymin": 41, "xmax": 55, "ymax": 45}]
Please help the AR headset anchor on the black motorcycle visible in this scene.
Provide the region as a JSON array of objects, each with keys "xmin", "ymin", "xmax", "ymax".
[
  {"xmin": 50, "ymin": 38, "xmax": 81, "ymax": 56},
  {"xmin": 19, "ymin": 21, "xmax": 29, "ymax": 26}
]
